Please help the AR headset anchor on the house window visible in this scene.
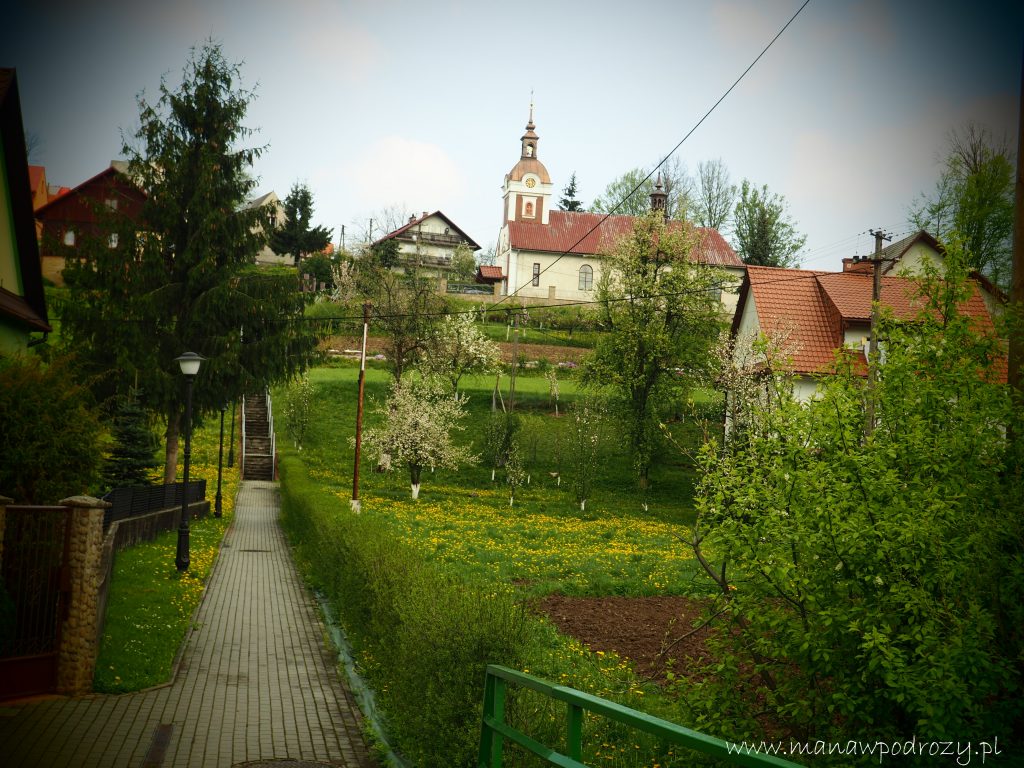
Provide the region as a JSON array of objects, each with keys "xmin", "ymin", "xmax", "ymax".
[
  {"xmin": 105, "ymin": 197, "xmax": 118, "ymax": 211},
  {"xmin": 108, "ymin": 233, "xmax": 119, "ymax": 249},
  {"xmin": 532, "ymin": 263, "xmax": 540, "ymax": 287},
  {"xmin": 578, "ymin": 264, "xmax": 593, "ymax": 291},
  {"xmin": 63, "ymin": 229, "xmax": 75, "ymax": 247}
]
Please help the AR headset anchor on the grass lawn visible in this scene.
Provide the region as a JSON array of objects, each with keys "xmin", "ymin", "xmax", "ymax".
[
  {"xmin": 284, "ymin": 364, "xmax": 718, "ymax": 597},
  {"xmin": 278, "ymin": 363, "xmax": 724, "ymax": 765},
  {"xmin": 92, "ymin": 420, "xmax": 239, "ymax": 693}
]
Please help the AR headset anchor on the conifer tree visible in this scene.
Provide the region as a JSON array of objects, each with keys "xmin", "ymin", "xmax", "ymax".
[
  {"xmin": 270, "ymin": 182, "xmax": 333, "ymax": 266},
  {"xmin": 102, "ymin": 388, "xmax": 160, "ymax": 489},
  {"xmin": 558, "ymin": 172, "xmax": 584, "ymax": 211},
  {"xmin": 62, "ymin": 43, "xmax": 321, "ymax": 481}
]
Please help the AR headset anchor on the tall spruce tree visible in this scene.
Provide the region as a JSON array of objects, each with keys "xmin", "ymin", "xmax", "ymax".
[
  {"xmin": 270, "ymin": 182, "xmax": 333, "ymax": 266},
  {"xmin": 102, "ymin": 388, "xmax": 160, "ymax": 489},
  {"xmin": 558, "ymin": 172, "xmax": 584, "ymax": 211},
  {"xmin": 62, "ymin": 43, "xmax": 321, "ymax": 482}
]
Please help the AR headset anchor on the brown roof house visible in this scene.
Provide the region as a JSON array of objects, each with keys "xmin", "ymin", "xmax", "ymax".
[
  {"xmin": 34, "ymin": 161, "xmax": 146, "ymax": 285},
  {"xmin": 495, "ymin": 107, "xmax": 745, "ymax": 312},
  {"xmin": 731, "ymin": 263, "xmax": 1002, "ymax": 402},
  {"xmin": 371, "ymin": 210, "xmax": 481, "ymax": 280},
  {"xmin": 0, "ymin": 69, "xmax": 50, "ymax": 353}
]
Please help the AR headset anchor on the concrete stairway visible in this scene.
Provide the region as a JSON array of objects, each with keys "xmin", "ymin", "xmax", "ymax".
[{"xmin": 242, "ymin": 392, "xmax": 275, "ymax": 481}]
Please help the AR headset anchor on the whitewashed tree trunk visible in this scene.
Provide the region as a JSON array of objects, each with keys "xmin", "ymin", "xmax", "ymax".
[
  {"xmin": 580, "ymin": 499, "xmax": 586, "ymax": 512},
  {"xmin": 411, "ymin": 483, "xmax": 420, "ymax": 499},
  {"xmin": 491, "ymin": 468, "xmax": 496, "ymax": 481}
]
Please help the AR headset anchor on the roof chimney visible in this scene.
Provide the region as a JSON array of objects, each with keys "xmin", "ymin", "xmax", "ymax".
[{"xmin": 422, "ymin": 211, "xmax": 429, "ymax": 219}]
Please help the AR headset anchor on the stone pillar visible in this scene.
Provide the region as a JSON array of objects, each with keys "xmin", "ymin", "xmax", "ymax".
[
  {"xmin": 56, "ymin": 495, "xmax": 111, "ymax": 696},
  {"xmin": 0, "ymin": 495, "xmax": 10, "ymax": 570}
]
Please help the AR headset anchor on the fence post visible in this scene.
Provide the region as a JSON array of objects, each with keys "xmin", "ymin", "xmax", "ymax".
[
  {"xmin": 566, "ymin": 702, "xmax": 583, "ymax": 762},
  {"xmin": 0, "ymin": 495, "xmax": 9, "ymax": 571},
  {"xmin": 478, "ymin": 670, "xmax": 506, "ymax": 768},
  {"xmin": 56, "ymin": 495, "xmax": 111, "ymax": 695}
]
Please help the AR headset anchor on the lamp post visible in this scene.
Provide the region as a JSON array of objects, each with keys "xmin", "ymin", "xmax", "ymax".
[
  {"xmin": 215, "ymin": 402, "xmax": 226, "ymax": 518},
  {"xmin": 175, "ymin": 352, "xmax": 204, "ymax": 571},
  {"xmin": 227, "ymin": 400, "xmax": 236, "ymax": 468}
]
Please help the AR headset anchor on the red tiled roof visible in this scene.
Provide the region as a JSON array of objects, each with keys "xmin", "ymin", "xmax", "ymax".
[
  {"xmin": 478, "ymin": 265, "xmax": 503, "ymax": 280},
  {"xmin": 28, "ymin": 165, "xmax": 44, "ymax": 194},
  {"xmin": 737, "ymin": 265, "xmax": 1001, "ymax": 378},
  {"xmin": 509, "ymin": 211, "xmax": 742, "ymax": 267}
]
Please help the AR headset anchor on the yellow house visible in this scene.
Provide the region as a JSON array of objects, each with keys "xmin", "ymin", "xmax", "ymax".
[{"xmin": 0, "ymin": 69, "xmax": 50, "ymax": 354}]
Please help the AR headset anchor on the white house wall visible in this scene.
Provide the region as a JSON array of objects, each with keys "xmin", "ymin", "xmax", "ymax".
[
  {"xmin": 893, "ymin": 242, "xmax": 944, "ymax": 276},
  {"xmin": 507, "ymin": 249, "xmax": 599, "ymax": 301}
]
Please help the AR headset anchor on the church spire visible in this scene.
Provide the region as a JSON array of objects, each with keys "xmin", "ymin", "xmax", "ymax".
[
  {"xmin": 650, "ymin": 171, "xmax": 668, "ymax": 218},
  {"xmin": 521, "ymin": 97, "xmax": 538, "ymax": 159}
]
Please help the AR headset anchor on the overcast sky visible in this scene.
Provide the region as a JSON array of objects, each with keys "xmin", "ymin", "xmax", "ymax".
[{"xmin": 4, "ymin": 0, "xmax": 1021, "ymax": 269}]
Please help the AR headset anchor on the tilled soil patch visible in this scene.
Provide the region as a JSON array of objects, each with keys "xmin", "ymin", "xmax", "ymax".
[{"xmin": 534, "ymin": 595, "xmax": 715, "ymax": 684}]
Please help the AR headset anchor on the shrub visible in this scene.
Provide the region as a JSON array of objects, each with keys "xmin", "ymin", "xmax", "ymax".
[
  {"xmin": 684, "ymin": 257, "xmax": 1024, "ymax": 750},
  {"xmin": 0, "ymin": 353, "xmax": 104, "ymax": 502},
  {"xmin": 278, "ymin": 455, "xmax": 535, "ymax": 768}
]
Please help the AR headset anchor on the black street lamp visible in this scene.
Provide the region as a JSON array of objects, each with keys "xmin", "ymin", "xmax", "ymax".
[
  {"xmin": 215, "ymin": 402, "xmax": 226, "ymax": 518},
  {"xmin": 227, "ymin": 400, "xmax": 236, "ymax": 468},
  {"xmin": 175, "ymin": 352, "xmax": 204, "ymax": 571}
]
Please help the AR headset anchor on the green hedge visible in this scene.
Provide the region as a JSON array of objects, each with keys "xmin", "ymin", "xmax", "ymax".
[{"xmin": 278, "ymin": 454, "xmax": 536, "ymax": 767}]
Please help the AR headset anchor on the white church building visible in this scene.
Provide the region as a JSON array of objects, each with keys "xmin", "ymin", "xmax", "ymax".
[{"xmin": 495, "ymin": 109, "xmax": 746, "ymax": 314}]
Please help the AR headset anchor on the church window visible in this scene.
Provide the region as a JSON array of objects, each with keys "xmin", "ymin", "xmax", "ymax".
[
  {"xmin": 532, "ymin": 263, "xmax": 540, "ymax": 287},
  {"xmin": 578, "ymin": 264, "xmax": 593, "ymax": 291}
]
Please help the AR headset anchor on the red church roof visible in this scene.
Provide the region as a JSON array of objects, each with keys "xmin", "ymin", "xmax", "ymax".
[{"xmin": 508, "ymin": 210, "xmax": 742, "ymax": 267}]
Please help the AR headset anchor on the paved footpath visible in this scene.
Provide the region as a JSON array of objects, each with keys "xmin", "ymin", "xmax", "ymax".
[{"xmin": 0, "ymin": 481, "xmax": 376, "ymax": 768}]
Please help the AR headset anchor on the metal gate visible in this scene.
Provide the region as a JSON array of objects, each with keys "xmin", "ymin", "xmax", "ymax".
[{"xmin": 0, "ymin": 506, "xmax": 72, "ymax": 699}]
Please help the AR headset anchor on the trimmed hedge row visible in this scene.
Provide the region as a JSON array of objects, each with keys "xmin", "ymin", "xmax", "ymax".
[{"xmin": 278, "ymin": 454, "xmax": 535, "ymax": 767}]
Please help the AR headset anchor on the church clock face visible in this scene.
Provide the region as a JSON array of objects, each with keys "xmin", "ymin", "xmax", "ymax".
[{"xmin": 525, "ymin": 178, "xmax": 536, "ymax": 188}]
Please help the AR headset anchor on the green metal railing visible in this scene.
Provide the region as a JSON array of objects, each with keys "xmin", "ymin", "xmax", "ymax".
[{"xmin": 478, "ymin": 665, "xmax": 802, "ymax": 768}]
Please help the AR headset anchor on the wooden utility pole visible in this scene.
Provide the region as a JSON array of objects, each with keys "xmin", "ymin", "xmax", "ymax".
[
  {"xmin": 351, "ymin": 301, "xmax": 371, "ymax": 512},
  {"xmin": 508, "ymin": 310, "xmax": 521, "ymax": 412},
  {"xmin": 866, "ymin": 228, "xmax": 891, "ymax": 436}
]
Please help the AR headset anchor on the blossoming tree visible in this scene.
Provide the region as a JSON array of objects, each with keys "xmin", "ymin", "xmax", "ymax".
[{"xmin": 363, "ymin": 377, "xmax": 476, "ymax": 499}]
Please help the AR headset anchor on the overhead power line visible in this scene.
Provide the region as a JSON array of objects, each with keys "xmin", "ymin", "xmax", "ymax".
[{"xmin": 491, "ymin": 0, "xmax": 813, "ymax": 309}]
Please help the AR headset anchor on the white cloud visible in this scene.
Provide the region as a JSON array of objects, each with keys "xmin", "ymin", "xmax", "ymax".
[{"xmin": 344, "ymin": 136, "xmax": 467, "ymax": 211}]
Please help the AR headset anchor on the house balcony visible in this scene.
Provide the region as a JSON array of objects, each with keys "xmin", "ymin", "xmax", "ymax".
[{"xmin": 399, "ymin": 231, "xmax": 464, "ymax": 247}]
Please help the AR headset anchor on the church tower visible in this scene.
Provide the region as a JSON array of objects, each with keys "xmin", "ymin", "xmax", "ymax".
[{"xmin": 502, "ymin": 102, "xmax": 553, "ymax": 225}]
